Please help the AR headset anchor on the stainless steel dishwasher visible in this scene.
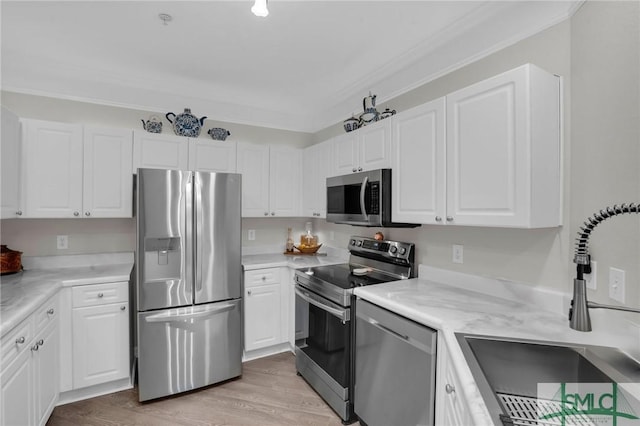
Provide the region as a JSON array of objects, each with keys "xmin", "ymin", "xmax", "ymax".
[{"xmin": 354, "ymin": 298, "xmax": 437, "ymax": 426}]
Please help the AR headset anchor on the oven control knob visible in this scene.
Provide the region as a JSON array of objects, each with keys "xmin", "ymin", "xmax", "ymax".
[
  {"xmin": 400, "ymin": 247, "xmax": 407, "ymax": 255},
  {"xmin": 390, "ymin": 246, "xmax": 397, "ymax": 254},
  {"xmin": 356, "ymin": 240, "xmax": 362, "ymax": 247},
  {"xmin": 351, "ymin": 239, "xmax": 356, "ymax": 246}
]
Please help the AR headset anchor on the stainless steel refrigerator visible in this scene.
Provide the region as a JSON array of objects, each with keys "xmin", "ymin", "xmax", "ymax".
[{"xmin": 135, "ymin": 168, "xmax": 242, "ymax": 402}]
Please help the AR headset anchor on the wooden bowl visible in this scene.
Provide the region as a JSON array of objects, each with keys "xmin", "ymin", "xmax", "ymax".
[{"xmin": 294, "ymin": 243, "xmax": 322, "ymax": 254}]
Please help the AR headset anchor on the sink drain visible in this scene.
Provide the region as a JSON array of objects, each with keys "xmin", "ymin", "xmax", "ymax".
[{"xmin": 497, "ymin": 393, "xmax": 596, "ymax": 426}]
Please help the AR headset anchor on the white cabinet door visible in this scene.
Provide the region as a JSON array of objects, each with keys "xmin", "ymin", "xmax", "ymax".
[
  {"xmin": 302, "ymin": 141, "xmax": 331, "ymax": 218},
  {"xmin": 358, "ymin": 119, "xmax": 391, "ymax": 172},
  {"xmin": 1, "ymin": 107, "xmax": 22, "ymax": 219},
  {"xmin": 269, "ymin": 146, "xmax": 301, "ymax": 217},
  {"xmin": 244, "ymin": 284, "xmax": 281, "ymax": 352},
  {"xmin": 33, "ymin": 322, "xmax": 59, "ymax": 426},
  {"xmin": 392, "ymin": 98, "xmax": 446, "ymax": 224},
  {"xmin": 132, "ymin": 130, "xmax": 189, "ymax": 172},
  {"xmin": 237, "ymin": 142, "xmax": 270, "ymax": 217},
  {"xmin": 332, "ymin": 132, "xmax": 359, "ymax": 176},
  {"xmin": 83, "ymin": 127, "xmax": 133, "ymax": 218},
  {"xmin": 446, "ymin": 64, "xmax": 560, "ymax": 227},
  {"xmin": 22, "ymin": 120, "xmax": 83, "ymax": 218},
  {"xmin": 189, "ymin": 139, "xmax": 237, "ymax": 172},
  {"xmin": 0, "ymin": 349, "xmax": 33, "ymax": 426},
  {"xmin": 72, "ymin": 303, "xmax": 130, "ymax": 389}
]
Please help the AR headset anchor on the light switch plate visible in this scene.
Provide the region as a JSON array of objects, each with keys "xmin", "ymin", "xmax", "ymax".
[
  {"xmin": 452, "ymin": 244, "xmax": 463, "ymax": 264},
  {"xmin": 57, "ymin": 235, "xmax": 68, "ymax": 250},
  {"xmin": 247, "ymin": 230, "xmax": 256, "ymax": 241}
]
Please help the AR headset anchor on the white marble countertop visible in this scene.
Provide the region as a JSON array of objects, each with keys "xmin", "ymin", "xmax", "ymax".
[
  {"xmin": 242, "ymin": 253, "xmax": 347, "ymax": 271},
  {"xmin": 1, "ymin": 254, "xmax": 133, "ymax": 338},
  {"xmin": 354, "ymin": 271, "xmax": 639, "ymax": 425}
]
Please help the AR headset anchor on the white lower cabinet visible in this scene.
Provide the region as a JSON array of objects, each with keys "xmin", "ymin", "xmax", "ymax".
[
  {"xmin": 436, "ymin": 337, "xmax": 472, "ymax": 426},
  {"xmin": 0, "ymin": 296, "xmax": 59, "ymax": 426},
  {"xmin": 244, "ymin": 267, "xmax": 291, "ymax": 355}
]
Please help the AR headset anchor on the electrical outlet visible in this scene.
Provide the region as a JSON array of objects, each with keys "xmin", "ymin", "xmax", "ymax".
[
  {"xmin": 452, "ymin": 244, "xmax": 463, "ymax": 264},
  {"xmin": 247, "ymin": 230, "xmax": 256, "ymax": 241},
  {"xmin": 585, "ymin": 260, "xmax": 597, "ymax": 290},
  {"xmin": 609, "ymin": 267, "xmax": 625, "ymax": 303},
  {"xmin": 57, "ymin": 235, "xmax": 68, "ymax": 250}
]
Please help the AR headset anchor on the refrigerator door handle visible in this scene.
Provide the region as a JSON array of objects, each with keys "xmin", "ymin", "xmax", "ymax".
[
  {"xmin": 144, "ymin": 303, "xmax": 237, "ymax": 323},
  {"xmin": 194, "ymin": 173, "xmax": 203, "ymax": 293}
]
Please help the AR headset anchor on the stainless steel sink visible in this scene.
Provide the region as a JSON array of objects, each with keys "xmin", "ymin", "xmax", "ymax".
[{"xmin": 456, "ymin": 334, "xmax": 640, "ymax": 425}]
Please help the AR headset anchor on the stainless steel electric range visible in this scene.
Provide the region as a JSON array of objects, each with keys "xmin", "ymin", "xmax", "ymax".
[{"xmin": 294, "ymin": 236, "xmax": 416, "ymax": 423}]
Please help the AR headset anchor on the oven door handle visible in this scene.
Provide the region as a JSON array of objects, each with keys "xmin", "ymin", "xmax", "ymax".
[
  {"xmin": 360, "ymin": 175, "xmax": 369, "ymax": 221},
  {"xmin": 295, "ymin": 287, "xmax": 350, "ymax": 322}
]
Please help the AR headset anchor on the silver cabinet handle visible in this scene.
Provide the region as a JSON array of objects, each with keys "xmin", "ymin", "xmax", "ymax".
[
  {"xmin": 73, "ymin": 211, "xmax": 80, "ymax": 216},
  {"xmin": 47, "ymin": 308, "xmax": 54, "ymax": 315},
  {"xmin": 352, "ymin": 168, "xmax": 357, "ymax": 172},
  {"xmin": 85, "ymin": 211, "xmax": 91, "ymax": 216},
  {"xmin": 435, "ymin": 216, "xmax": 442, "ymax": 222},
  {"xmin": 37, "ymin": 339, "xmax": 44, "ymax": 346},
  {"xmin": 15, "ymin": 336, "xmax": 25, "ymax": 344},
  {"xmin": 264, "ymin": 212, "xmax": 268, "ymax": 216},
  {"xmin": 261, "ymin": 276, "xmax": 266, "ymax": 281},
  {"xmin": 31, "ymin": 343, "xmax": 39, "ymax": 351},
  {"xmin": 358, "ymin": 167, "xmax": 363, "ymax": 171},
  {"xmin": 98, "ymin": 293, "xmax": 104, "ymax": 298},
  {"xmin": 446, "ymin": 216, "xmax": 454, "ymax": 222},
  {"xmin": 271, "ymin": 212, "xmax": 275, "ymax": 216},
  {"xmin": 247, "ymin": 290, "xmax": 252, "ymax": 295},
  {"xmin": 445, "ymin": 383, "xmax": 455, "ymax": 394},
  {"xmin": 120, "ymin": 305, "xmax": 126, "ymax": 311},
  {"xmin": 16, "ymin": 210, "xmax": 22, "ymax": 216}
]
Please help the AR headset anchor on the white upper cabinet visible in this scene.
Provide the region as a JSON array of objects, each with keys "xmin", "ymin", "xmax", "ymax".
[
  {"xmin": 445, "ymin": 64, "xmax": 561, "ymax": 228},
  {"xmin": 237, "ymin": 142, "xmax": 301, "ymax": 218},
  {"xmin": 22, "ymin": 120, "xmax": 133, "ymax": 218},
  {"xmin": 188, "ymin": 138, "xmax": 236, "ymax": 173},
  {"xmin": 302, "ymin": 140, "xmax": 332, "ymax": 218},
  {"xmin": 1, "ymin": 107, "xmax": 23, "ymax": 218},
  {"xmin": 132, "ymin": 131, "xmax": 189, "ymax": 172},
  {"xmin": 391, "ymin": 98, "xmax": 446, "ymax": 224},
  {"xmin": 83, "ymin": 127, "xmax": 133, "ymax": 218},
  {"xmin": 330, "ymin": 119, "xmax": 391, "ymax": 176},
  {"xmin": 22, "ymin": 120, "xmax": 84, "ymax": 218},
  {"xmin": 133, "ymin": 131, "xmax": 236, "ymax": 173}
]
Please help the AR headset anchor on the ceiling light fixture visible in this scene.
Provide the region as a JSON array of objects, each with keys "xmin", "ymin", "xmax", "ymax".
[
  {"xmin": 251, "ymin": 0, "xmax": 269, "ymax": 17},
  {"xmin": 158, "ymin": 13, "xmax": 172, "ymax": 25}
]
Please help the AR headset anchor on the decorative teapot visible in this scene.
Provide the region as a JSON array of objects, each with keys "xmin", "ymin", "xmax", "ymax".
[
  {"xmin": 208, "ymin": 128, "xmax": 231, "ymax": 141},
  {"xmin": 141, "ymin": 115, "xmax": 163, "ymax": 133},
  {"xmin": 343, "ymin": 115, "xmax": 361, "ymax": 133},
  {"xmin": 378, "ymin": 107, "xmax": 396, "ymax": 120},
  {"xmin": 166, "ymin": 108, "xmax": 207, "ymax": 137},
  {"xmin": 360, "ymin": 92, "xmax": 378, "ymax": 125}
]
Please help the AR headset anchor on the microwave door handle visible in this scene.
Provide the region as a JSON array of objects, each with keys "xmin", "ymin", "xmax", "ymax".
[{"xmin": 360, "ymin": 176, "xmax": 369, "ymax": 220}]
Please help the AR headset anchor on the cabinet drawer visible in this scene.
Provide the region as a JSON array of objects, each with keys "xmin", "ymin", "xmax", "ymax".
[
  {"xmin": 34, "ymin": 296, "xmax": 59, "ymax": 333},
  {"xmin": 245, "ymin": 268, "xmax": 281, "ymax": 288},
  {"xmin": 72, "ymin": 281, "xmax": 128, "ymax": 308},
  {"xmin": 1, "ymin": 319, "xmax": 33, "ymax": 368}
]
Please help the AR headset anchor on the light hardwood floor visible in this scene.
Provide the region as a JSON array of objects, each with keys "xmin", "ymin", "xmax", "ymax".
[{"xmin": 47, "ymin": 352, "xmax": 357, "ymax": 426}]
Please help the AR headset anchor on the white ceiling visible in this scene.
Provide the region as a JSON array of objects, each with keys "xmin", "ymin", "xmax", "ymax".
[{"xmin": 1, "ymin": 1, "xmax": 581, "ymax": 133}]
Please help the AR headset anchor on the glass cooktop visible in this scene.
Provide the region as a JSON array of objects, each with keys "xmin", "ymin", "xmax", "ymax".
[{"xmin": 299, "ymin": 263, "xmax": 401, "ymax": 290}]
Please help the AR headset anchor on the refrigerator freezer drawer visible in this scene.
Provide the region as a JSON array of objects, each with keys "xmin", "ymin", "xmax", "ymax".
[{"xmin": 137, "ymin": 299, "xmax": 242, "ymax": 401}]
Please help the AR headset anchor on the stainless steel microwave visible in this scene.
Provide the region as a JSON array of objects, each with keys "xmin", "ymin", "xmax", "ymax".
[{"xmin": 326, "ymin": 169, "xmax": 420, "ymax": 228}]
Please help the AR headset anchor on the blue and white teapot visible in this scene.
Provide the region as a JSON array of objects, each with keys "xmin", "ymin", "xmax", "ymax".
[
  {"xmin": 360, "ymin": 92, "xmax": 378, "ymax": 124},
  {"xmin": 166, "ymin": 108, "xmax": 207, "ymax": 137}
]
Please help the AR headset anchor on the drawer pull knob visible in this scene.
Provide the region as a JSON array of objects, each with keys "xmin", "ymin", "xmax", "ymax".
[
  {"xmin": 16, "ymin": 210, "xmax": 22, "ymax": 216},
  {"xmin": 47, "ymin": 308, "xmax": 54, "ymax": 315},
  {"xmin": 446, "ymin": 216, "xmax": 454, "ymax": 222},
  {"xmin": 31, "ymin": 344, "xmax": 39, "ymax": 351},
  {"xmin": 435, "ymin": 216, "xmax": 442, "ymax": 222},
  {"xmin": 445, "ymin": 383, "xmax": 455, "ymax": 394},
  {"xmin": 85, "ymin": 211, "xmax": 91, "ymax": 216},
  {"xmin": 98, "ymin": 293, "xmax": 104, "ymax": 298},
  {"xmin": 73, "ymin": 211, "xmax": 80, "ymax": 217},
  {"xmin": 261, "ymin": 276, "xmax": 266, "ymax": 281},
  {"xmin": 37, "ymin": 339, "xmax": 44, "ymax": 346},
  {"xmin": 15, "ymin": 336, "xmax": 25, "ymax": 344},
  {"xmin": 248, "ymin": 290, "xmax": 252, "ymax": 295},
  {"xmin": 121, "ymin": 305, "xmax": 126, "ymax": 311}
]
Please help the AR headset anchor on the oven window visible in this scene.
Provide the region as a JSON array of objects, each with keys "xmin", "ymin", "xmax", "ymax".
[{"xmin": 295, "ymin": 295, "xmax": 351, "ymax": 388}]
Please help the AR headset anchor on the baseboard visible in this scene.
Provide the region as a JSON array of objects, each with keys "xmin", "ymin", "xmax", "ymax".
[
  {"xmin": 57, "ymin": 377, "xmax": 133, "ymax": 406},
  {"xmin": 242, "ymin": 342, "xmax": 292, "ymax": 362}
]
